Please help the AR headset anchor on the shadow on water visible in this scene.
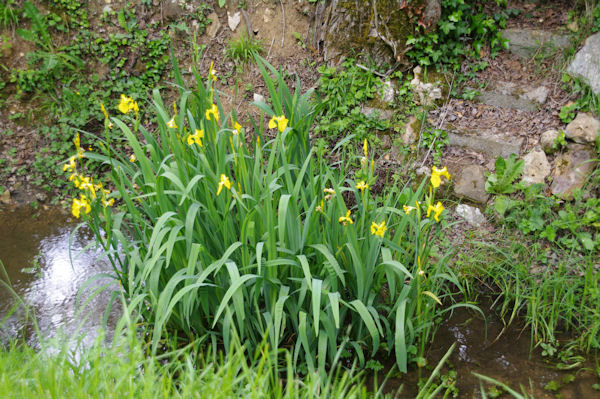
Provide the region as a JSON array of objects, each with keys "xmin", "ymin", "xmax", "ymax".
[
  {"xmin": 380, "ymin": 306, "xmax": 597, "ymax": 398},
  {"xmin": 0, "ymin": 205, "xmax": 120, "ymax": 348}
]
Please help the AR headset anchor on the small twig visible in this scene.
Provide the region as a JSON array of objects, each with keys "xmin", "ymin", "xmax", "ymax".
[
  {"xmin": 356, "ymin": 63, "xmax": 387, "ymax": 78},
  {"xmin": 420, "ymin": 71, "xmax": 456, "ymax": 168},
  {"xmin": 267, "ymin": 38, "xmax": 275, "ymax": 60},
  {"xmin": 279, "ymin": 0, "xmax": 285, "ymax": 47},
  {"xmin": 240, "ymin": 9, "xmax": 253, "ymax": 38}
]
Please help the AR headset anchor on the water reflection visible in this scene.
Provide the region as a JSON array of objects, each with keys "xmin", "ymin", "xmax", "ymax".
[{"xmin": 0, "ymin": 206, "xmax": 119, "ymax": 347}]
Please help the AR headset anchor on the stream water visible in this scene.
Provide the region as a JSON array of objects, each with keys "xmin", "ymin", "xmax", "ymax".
[
  {"xmin": 0, "ymin": 206, "xmax": 596, "ymax": 397},
  {"xmin": 0, "ymin": 206, "xmax": 119, "ymax": 348}
]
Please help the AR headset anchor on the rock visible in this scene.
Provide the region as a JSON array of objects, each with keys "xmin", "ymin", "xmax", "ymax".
[
  {"xmin": 454, "ymin": 165, "xmax": 490, "ymax": 204},
  {"xmin": 455, "ymin": 204, "xmax": 486, "ymax": 227},
  {"xmin": 263, "ymin": 7, "xmax": 274, "ymax": 24},
  {"xmin": 35, "ymin": 192, "xmax": 47, "ymax": 203},
  {"xmin": 521, "ymin": 147, "xmax": 551, "ymax": 185},
  {"xmin": 502, "ymin": 28, "xmax": 570, "ymax": 59},
  {"xmin": 162, "ymin": 0, "xmax": 183, "ymax": 20},
  {"xmin": 319, "ymin": 0, "xmax": 441, "ymax": 66},
  {"xmin": 521, "ymin": 86, "xmax": 548, "ymax": 104},
  {"xmin": 401, "ymin": 116, "xmax": 419, "ymax": 146},
  {"xmin": 448, "ymin": 129, "xmax": 523, "ymax": 159},
  {"xmin": 410, "ymin": 67, "xmax": 442, "ymax": 106},
  {"xmin": 476, "ymin": 81, "xmax": 539, "ymax": 111},
  {"xmin": 206, "ymin": 12, "xmax": 221, "ymax": 38},
  {"xmin": 227, "ymin": 11, "xmax": 241, "ymax": 32},
  {"xmin": 551, "ymin": 144, "xmax": 596, "ymax": 199},
  {"xmin": 380, "ymin": 81, "xmax": 395, "ymax": 103},
  {"xmin": 567, "ymin": 20, "xmax": 579, "ymax": 33},
  {"xmin": 253, "ymin": 93, "xmax": 265, "ymax": 103},
  {"xmin": 565, "ymin": 112, "xmax": 600, "ymax": 144},
  {"xmin": 361, "ymin": 106, "xmax": 394, "ymax": 120},
  {"xmin": 567, "ymin": 32, "xmax": 600, "ymax": 95},
  {"xmin": 0, "ymin": 189, "xmax": 10, "ymax": 204},
  {"xmin": 540, "ymin": 129, "xmax": 559, "ymax": 154}
]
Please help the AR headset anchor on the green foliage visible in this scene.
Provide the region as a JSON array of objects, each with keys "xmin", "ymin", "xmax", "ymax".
[
  {"xmin": 225, "ymin": 34, "xmax": 264, "ymax": 67},
  {"xmin": 315, "ymin": 59, "xmax": 391, "ymax": 141},
  {"xmin": 0, "ymin": 0, "xmax": 21, "ymax": 28},
  {"xmin": 76, "ymin": 57, "xmax": 466, "ymax": 377},
  {"xmin": 0, "ymin": 324, "xmax": 389, "ymax": 399},
  {"xmin": 559, "ymin": 74, "xmax": 600, "ymax": 120},
  {"xmin": 485, "ymin": 154, "xmax": 524, "ymax": 194},
  {"xmin": 406, "ymin": 0, "xmax": 517, "ymax": 68},
  {"xmin": 420, "ymin": 126, "xmax": 449, "ymax": 164},
  {"xmin": 492, "ymin": 184, "xmax": 600, "ymax": 254}
]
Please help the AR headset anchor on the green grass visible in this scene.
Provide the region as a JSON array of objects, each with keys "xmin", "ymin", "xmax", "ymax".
[
  {"xmin": 225, "ymin": 33, "xmax": 264, "ymax": 67},
  {"xmin": 461, "ymin": 236, "xmax": 600, "ymax": 355},
  {"xmin": 0, "ymin": 324, "xmax": 387, "ymax": 399}
]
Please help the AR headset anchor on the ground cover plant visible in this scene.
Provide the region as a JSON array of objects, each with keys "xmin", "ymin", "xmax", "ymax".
[{"xmin": 63, "ymin": 55, "xmax": 471, "ymax": 378}]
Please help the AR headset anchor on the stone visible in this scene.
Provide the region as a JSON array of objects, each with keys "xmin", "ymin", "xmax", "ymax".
[
  {"xmin": 565, "ymin": 112, "xmax": 600, "ymax": 144},
  {"xmin": 551, "ymin": 144, "xmax": 596, "ymax": 199},
  {"xmin": 380, "ymin": 80, "xmax": 395, "ymax": 103},
  {"xmin": 521, "ymin": 147, "xmax": 551, "ymax": 186},
  {"xmin": 567, "ymin": 20, "xmax": 579, "ymax": 33},
  {"xmin": 521, "ymin": 86, "xmax": 549, "ymax": 104},
  {"xmin": 477, "ymin": 82, "xmax": 538, "ymax": 111},
  {"xmin": 227, "ymin": 11, "xmax": 241, "ymax": 32},
  {"xmin": 253, "ymin": 93, "xmax": 265, "ymax": 103},
  {"xmin": 410, "ymin": 67, "xmax": 442, "ymax": 106},
  {"xmin": 540, "ymin": 129, "xmax": 559, "ymax": 154},
  {"xmin": 448, "ymin": 129, "xmax": 523, "ymax": 159},
  {"xmin": 502, "ymin": 28, "xmax": 570, "ymax": 59},
  {"xmin": 0, "ymin": 189, "xmax": 10, "ymax": 204},
  {"xmin": 206, "ymin": 12, "xmax": 221, "ymax": 38},
  {"xmin": 361, "ymin": 106, "xmax": 394, "ymax": 120},
  {"xmin": 454, "ymin": 165, "xmax": 490, "ymax": 204},
  {"xmin": 162, "ymin": 0, "xmax": 183, "ymax": 20},
  {"xmin": 401, "ymin": 116, "xmax": 419, "ymax": 146},
  {"xmin": 455, "ymin": 204, "xmax": 486, "ymax": 227},
  {"xmin": 567, "ymin": 32, "xmax": 600, "ymax": 95}
]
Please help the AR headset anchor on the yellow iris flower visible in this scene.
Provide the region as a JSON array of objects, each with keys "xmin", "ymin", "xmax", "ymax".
[
  {"xmin": 187, "ymin": 129, "xmax": 204, "ymax": 147},
  {"xmin": 430, "ymin": 166, "xmax": 451, "ymax": 188},
  {"xmin": 427, "ymin": 201, "xmax": 445, "ymax": 222},
  {"xmin": 403, "ymin": 205, "xmax": 417, "ymax": 215},
  {"xmin": 63, "ymin": 156, "xmax": 76, "ymax": 172},
  {"xmin": 363, "ymin": 139, "xmax": 368, "ymax": 158},
  {"xmin": 72, "ymin": 194, "xmax": 91, "ymax": 218},
  {"xmin": 233, "ymin": 121, "xmax": 242, "ymax": 135},
  {"xmin": 206, "ymin": 104, "xmax": 219, "ymax": 122},
  {"xmin": 370, "ymin": 220, "xmax": 386, "ymax": 237},
  {"xmin": 217, "ymin": 174, "xmax": 232, "ymax": 196},
  {"xmin": 268, "ymin": 115, "xmax": 289, "ymax": 132},
  {"xmin": 167, "ymin": 117, "xmax": 177, "ymax": 129},
  {"xmin": 338, "ymin": 210, "xmax": 353, "ymax": 225},
  {"xmin": 129, "ymin": 154, "xmax": 136, "ymax": 162},
  {"xmin": 208, "ymin": 61, "xmax": 217, "ymax": 82},
  {"xmin": 118, "ymin": 94, "xmax": 139, "ymax": 115},
  {"xmin": 356, "ymin": 181, "xmax": 369, "ymax": 193}
]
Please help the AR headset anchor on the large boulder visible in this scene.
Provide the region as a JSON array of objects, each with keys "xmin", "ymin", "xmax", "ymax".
[
  {"xmin": 567, "ymin": 32, "xmax": 600, "ymax": 95},
  {"xmin": 318, "ymin": 0, "xmax": 441, "ymax": 66}
]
